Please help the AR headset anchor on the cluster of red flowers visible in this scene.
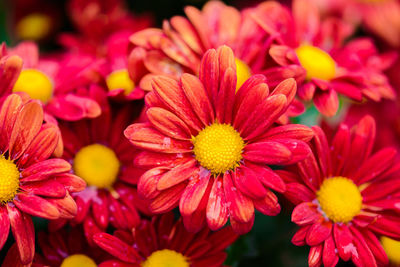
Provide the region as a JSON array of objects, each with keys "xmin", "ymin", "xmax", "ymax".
[{"xmin": 1, "ymin": 0, "xmax": 400, "ymax": 266}]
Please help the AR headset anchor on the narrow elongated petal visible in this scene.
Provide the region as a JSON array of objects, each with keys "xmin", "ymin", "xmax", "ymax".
[
  {"xmin": 21, "ymin": 159, "xmax": 71, "ymax": 182},
  {"xmin": 9, "ymin": 100, "xmax": 43, "ymax": 160},
  {"xmin": 14, "ymin": 194, "xmax": 60, "ymax": 219},
  {"xmin": 0, "ymin": 207, "xmax": 10, "ymax": 250},
  {"xmin": 147, "ymin": 107, "xmax": 191, "ymax": 140},
  {"xmin": 243, "ymin": 141, "xmax": 291, "ymax": 165},
  {"xmin": 179, "ymin": 168, "xmax": 210, "ymax": 216},
  {"xmin": 7, "ymin": 204, "xmax": 35, "ymax": 264},
  {"xmin": 206, "ymin": 177, "xmax": 228, "ymax": 231},
  {"xmin": 292, "ymin": 202, "xmax": 320, "ymax": 225},
  {"xmin": 306, "ymin": 221, "xmax": 332, "ymax": 246},
  {"xmin": 125, "ymin": 123, "xmax": 192, "ymax": 153},
  {"xmin": 223, "ymin": 173, "xmax": 254, "ymax": 223},
  {"xmin": 157, "ymin": 159, "xmax": 197, "ymax": 190},
  {"xmin": 94, "ymin": 233, "xmax": 140, "ymax": 263}
]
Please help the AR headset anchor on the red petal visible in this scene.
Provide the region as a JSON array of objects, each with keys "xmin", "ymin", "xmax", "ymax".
[
  {"xmin": 223, "ymin": 172, "xmax": 254, "ymax": 223},
  {"xmin": 152, "ymin": 76, "xmax": 202, "ymax": 132},
  {"xmin": 13, "ymin": 193, "xmax": 60, "ymax": 219},
  {"xmin": 247, "ymin": 163, "xmax": 286, "ymax": 193},
  {"xmin": 147, "ymin": 107, "xmax": 191, "ymax": 140},
  {"xmin": 291, "ymin": 202, "xmax": 320, "ymax": 225},
  {"xmin": 333, "ymin": 224, "xmax": 354, "ymax": 261},
  {"xmin": 93, "ymin": 233, "xmax": 140, "ymax": 263},
  {"xmin": 0, "ymin": 207, "xmax": 10, "ymax": 250},
  {"xmin": 21, "ymin": 159, "xmax": 71, "ymax": 182},
  {"xmin": 157, "ymin": 159, "xmax": 197, "ymax": 190},
  {"xmin": 206, "ymin": 176, "xmax": 229, "ymax": 231},
  {"xmin": 308, "ymin": 244, "xmax": 323, "ymax": 267},
  {"xmin": 261, "ymin": 124, "xmax": 314, "ymax": 142},
  {"xmin": 270, "ymin": 78, "xmax": 297, "ymax": 104},
  {"xmin": 20, "ymin": 180, "xmax": 66, "ymax": 198},
  {"xmin": 239, "ymin": 94, "xmax": 287, "ymax": 140},
  {"xmin": 7, "ymin": 204, "xmax": 35, "ymax": 265},
  {"xmin": 215, "ymin": 67, "xmax": 236, "ymax": 124},
  {"xmin": 149, "ymin": 182, "xmax": 187, "ymax": 213},
  {"xmin": 179, "ymin": 168, "xmax": 210, "ymax": 216},
  {"xmin": 313, "ymin": 89, "xmax": 339, "ymax": 117},
  {"xmin": 0, "ymin": 94, "xmax": 23, "ymax": 152},
  {"xmin": 46, "ymin": 192, "xmax": 77, "ymax": 219},
  {"xmin": 124, "ymin": 123, "xmax": 192, "ymax": 153},
  {"xmin": 323, "ymin": 236, "xmax": 339, "ymax": 267},
  {"xmin": 18, "ymin": 123, "xmax": 60, "ymax": 167},
  {"xmin": 180, "ymin": 73, "xmax": 214, "ymax": 126},
  {"xmin": 243, "ymin": 141, "xmax": 292, "ymax": 165},
  {"xmin": 253, "ymin": 190, "xmax": 281, "ymax": 216},
  {"xmin": 233, "ymin": 166, "xmax": 268, "ymax": 199},
  {"xmin": 138, "ymin": 167, "xmax": 168, "ymax": 199},
  {"xmin": 306, "ymin": 221, "xmax": 332, "ymax": 246},
  {"xmin": 9, "ymin": 100, "xmax": 43, "ymax": 160},
  {"xmin": 230, "ymin": 214, "xmax": 254, "ymax": 234},
  {"xmin": 292, "ymin": 226, "xmax": 310, "ymax": 246}
]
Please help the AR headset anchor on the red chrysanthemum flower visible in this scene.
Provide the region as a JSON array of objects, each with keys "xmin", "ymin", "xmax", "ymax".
[
  {"xmin": 50, "ymin": 87, "xmax": 146, "ymax": 242},
  {"xmin": 279, "ymin": 115, "xmax": 400, "ymax": 267},
  {"xmin": 125, "ymin": 46, "xmax": 314, "ymax": 234},
  {"xmin": 6, "ymin": 41, "xmax": 102, "ymax": 122},
  {"xmin": 129, "ymin": 1, "xmax": 305, "ymax": 123},
  {"xmin": 3, "ymin": 225, "xmax": 107, "ymax": 267},
  {"xmin": 251, "ymin": 0, "xmax": 396, "ymax": 116},
  {"xmin": 94, "ymin": 212, "xmax": 238, "ymax": 267},
  {"xmin": 0, "ymin": 94, "xmax": 85, "ymax": 264}
]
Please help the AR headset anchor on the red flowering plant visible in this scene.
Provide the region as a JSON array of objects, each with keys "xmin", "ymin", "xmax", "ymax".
[
  {"xmin": 93, "ymin": 212, "xmax": 238, "ymax": 267},
  {"xmin": 251, "ymin": 0, "xmax": 396, "ymax": 116},
  {"xmin": 5, "ymin": 41, "xmax": 102, "ymax": 122},
  {"xmin": 49, "ymin": 87, "xmax": 147, "ymax": 243},
  {"xmin": 129, "ymin": 0, "xmax": 305, "ymax": 123},
  {"xmin": 279, "ymin": 115, "xmax": 400, "ymax": 267},
  {"xmin": 3, "ymin": 225, "xmax": 107, "ymax": 267},
  {"xmin": 124, "ymin": 45, "xmax": 314, "ymax": 234},
  {"xmin": 0, "ymin": 93, "xmax": 85, "ymax": 264}
]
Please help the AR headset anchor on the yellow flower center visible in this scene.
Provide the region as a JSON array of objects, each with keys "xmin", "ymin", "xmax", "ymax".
[
  {"xmin": 16, "ymin": 13, "xmax": 52, "ymax": 41},
  {"xmin": 295, "ymin": 44, "xmax": 336, "ymax": 81},
  {"xmin": 0, "ymin": 156, "xmax": 20, "ymax": 204},
  {"xmin": 317, "ymin": 177, "xmax": 362, "ymax": 223},
  {"xmin": 12, "ymin": 69, "xmax": 54, "ymax": 104},
  {"xmin": 235, "ymin": 58, "xmax": 251, "ymax": 91},
  {"xmin": 381, "ymin": 236, "xmax": 400, "ymax": 265},
  {"xmin": 61, "ymin": 254, "xmax": 97, "ymax": 267},
  {"xmin": 106, "ymin": 69, "xmax": 135, "ymax": 95},
  {"xmin": 141, "ymin": 249, "xmax": 189, "ymax": 267},
  {"xmin": 73, "ymin": 144, "xmax": 120, "ymax": 189},
  {"xmin": 192, "ymin": 123, "xmax": 244, "ymax": 175}
]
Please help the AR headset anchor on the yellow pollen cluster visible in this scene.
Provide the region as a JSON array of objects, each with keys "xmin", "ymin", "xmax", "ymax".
[
  {"xmin": 12, "ymin": 69, "xmax": 54, "ymax": 104},
  {"xmin": 295, "ymin": 44, "xmax": 336, "ymax": 81},
  {"xmin": 106, "ymin": 69, "xmax": 135, "ymax": 95},
  {"xmin": 141, "ymin": 249, "xmax": 189, "ymax": 267},
  {"xmin": 192, "ymin": 123, "xmax": 244, "ymax": 175},
  {"xmin": 60, "ymin": 254, "xmax": 97, "ymax": 267},
  {"xmin": 16, "ymin": 13, "xmax": 51, "ymax": 41},
  {"xmin": 381, "ymin": 236, "xmax": 400, "ymax": 265},
  {"xmin": 235, "ymin": 58, "xmax": 252, "ymax": 92},
  {"xmin": 317, "ymin": 177, "xmax": 362, "ymax": 223},
  {"xmin": 0, "ymin": 156, "xmax": 20, "ymax": 204},
  {"xmin": 73, "ymin": 144, "xmax": 120, "ymax": 189}
]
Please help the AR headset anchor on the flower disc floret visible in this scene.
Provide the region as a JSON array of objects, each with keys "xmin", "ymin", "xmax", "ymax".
[
  {"xmin": 60, "ymin": 254, "xmax": 97, "ymax": 267},
  {"xmin": 192, "ymin": 123, "xmax": 244, "ymax": 175},
  {"xmin": 295, "ymin": 44, "xmax": 336, "ymax": 81},
  {"xmin": 73, "ymin": 144, "xmax": 120, "ymax": 189},
  {"xmin": 0, "ymin": 156, "xmax": 20, "ymax": 204},
  {"xmin": 12, "ymin": 69, "xmax": 54, "ymax": 103},
  {"xmin": 141, "ymin": 249, "xmax": 189, "ymax": 267},
  {"xmin": 317, "ymin": 176, "xmax": 362, "ymax": 223},
  {"xmin": 381, "ymin": 236, "xmax": 400, "ymax": 265},
  {"xmin": 106, "ymin": 69, "xmax": 135, "ymax": 95}
]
